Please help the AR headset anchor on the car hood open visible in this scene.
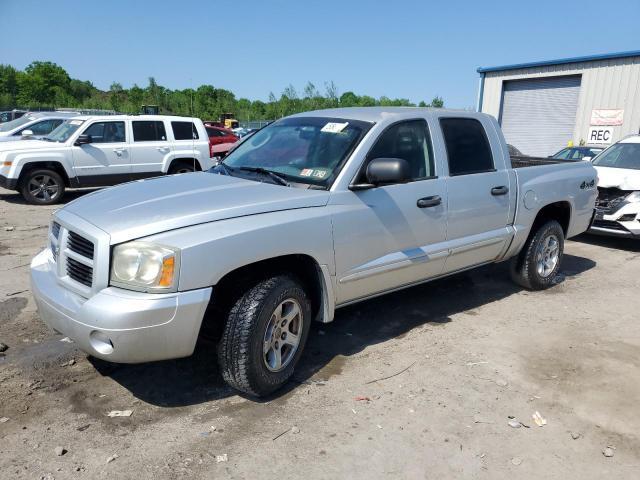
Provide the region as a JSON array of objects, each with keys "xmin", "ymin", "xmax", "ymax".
[
  {"xmin": 63, "ymin": 172, "xmax": 331, "ymax": 244},
  {"xmin": 595, "ymin": 166, "xmax": 640, "ymax": 191}
]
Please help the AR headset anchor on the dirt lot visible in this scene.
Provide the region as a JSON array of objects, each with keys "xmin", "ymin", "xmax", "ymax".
[{"xmin": 1, "ymin": 186, "xmax": 639, "ymax": 480}]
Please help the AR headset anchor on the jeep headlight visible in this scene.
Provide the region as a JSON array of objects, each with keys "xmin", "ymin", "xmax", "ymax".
[
  {"xmin": 625, "ymin": 191, "xmax": 640, "ymax": 203},
  {"xmin": 110, "ymin": 242, "xmax": 179, "ymax": 292}
]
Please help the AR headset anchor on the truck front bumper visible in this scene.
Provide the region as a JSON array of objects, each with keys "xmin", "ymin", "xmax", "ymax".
[
  {"xmin": 589, "ymin": 205, "xmax": 640, "ymax": 238},
  {"xmin": 30, "ymin": 248, "xmax": 212, "ymax": 363},
  {"xmin": 0, "ymin": 174, "xmax": 18, "ymax": 190}
]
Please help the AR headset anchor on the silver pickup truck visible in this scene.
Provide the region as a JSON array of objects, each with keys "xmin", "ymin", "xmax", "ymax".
[{"xmin": 31, "ymin": 108, "xmax": 597, "ymax": 396}]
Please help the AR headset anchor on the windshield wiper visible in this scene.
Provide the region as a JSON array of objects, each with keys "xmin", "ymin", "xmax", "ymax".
[
  {"xmin": 216, "ymin": 161, "xmax": 235, "ymax": 176},
  {"xmin": 239, "ymin": 166, "xmax": 290, "ymax": 187}
]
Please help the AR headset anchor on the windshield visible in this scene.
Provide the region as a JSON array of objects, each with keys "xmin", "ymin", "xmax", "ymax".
[
  {"xmin": 0, "ymin": 115, "xmax": 34, "ymax": 132},
  {"xmin": 220, "ymin": 117, "xmax": 371, "ymax": 187},
  {"xmin": 45, "ymin": 119, "xmax": 85, "ymax": 142},
  {"xmin": 592, "ymin": 143, "xmax": 640, "ymax": 170}
]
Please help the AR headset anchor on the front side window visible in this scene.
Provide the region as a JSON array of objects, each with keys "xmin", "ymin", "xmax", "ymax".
[
  {"xmin": 362, "ymin": 119, "xmax": 434, "ymax": 181},
  {"xmin": 172, "ymin": 121, "xmax": 199, "ymax": 140},
  {"xmin": 132, "ymin": 121, "xmax": 167, "ymax": 142},
  {"xmin": 440, "ymin": 118, "xmax": 494, "ymax": 176},
  {"xmin": 22, "ymin": 119, "xmax": 61, "ymax": 136},
  {"xmin": 222, "ymin": 116, "xmax": 371, "ymax": 188},
  {"xmin": 82, "ymin": 121, "xmax": 126, "ymax": 143},
  {"xmin": 593, "ymin": 143, "xmax": 640, "ymax": 170}
]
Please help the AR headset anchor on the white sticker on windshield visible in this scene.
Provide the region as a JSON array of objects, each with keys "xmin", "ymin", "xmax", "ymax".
[
  {"xmin": 321, "ymin": 122, "xmax": 349, "ymax": 133},
  {"xmin": 300, "ymin": 169, "xmax": 313, "ymax": 177},
  {"xmin": 69, "ymin": 120, "xmax": 83, "ymax": 125}
]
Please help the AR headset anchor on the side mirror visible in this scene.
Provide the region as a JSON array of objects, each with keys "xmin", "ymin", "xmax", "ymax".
[
  {"xmin": 366, "ymin": 157, "xmax": 411, "ymax": 185},
  {"xmin": 75, "ymin": 134, "xmax": 92, "ymax": 146},
  {"xmin": 21, "ymin": 129, "xmax": 34, "ymax": 138}
]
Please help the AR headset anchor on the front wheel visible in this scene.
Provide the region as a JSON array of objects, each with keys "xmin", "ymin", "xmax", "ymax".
[
  {"xmin": 19, "ymin": 169, "xmax": 65, "ymax": 205},
  {"xmin": 510, "ymin": 219, "xmax": 564, "ymax": 290},
  {"xmin": 217, "ymin": 275, "xmax": 311, "ymax": 397}
]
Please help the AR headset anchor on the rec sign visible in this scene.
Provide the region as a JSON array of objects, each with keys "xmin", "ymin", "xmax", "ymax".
[{"xmin": 588, "ymin": 126, "xmax": 614, "ymax": 145}]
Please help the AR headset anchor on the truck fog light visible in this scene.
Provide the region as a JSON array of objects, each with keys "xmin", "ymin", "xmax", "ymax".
[
  {"xmin": 618, "ymin": 214, "xmax": 636, "ymax": 222},
  {"xmin": 89, "ymin": 330, "xmax": 114, "ymax": 355}
]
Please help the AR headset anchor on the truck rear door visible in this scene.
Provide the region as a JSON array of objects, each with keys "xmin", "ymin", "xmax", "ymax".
[{"xmin": 437, "ymin": 116, "xmax": 513, "ymax": 273}]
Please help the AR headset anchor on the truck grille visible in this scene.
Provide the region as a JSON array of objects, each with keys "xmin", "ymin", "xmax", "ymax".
[
  {"xmin": 67, "ymin": 231, "xmax": 95, "ymax": 259},
  {"xmin": 595, "ymin": 187, "xmax": 628, "ymax": 214},
  {"xmin": 66, "ymin": 256, "xmax": 94, "ymax": 286}
]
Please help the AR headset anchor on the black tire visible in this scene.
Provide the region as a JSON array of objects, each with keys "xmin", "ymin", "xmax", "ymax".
[
  {"xmin": 510, "ymin": 219, "xmax": 564, "ymax": 290},
  {"xmin": 19, "ymin": 168, "xmax": 65, "ymax": 205},
  {"xmin": 168, "ymin": 161, "xmax": 196, "ymax": 174},
  {"xmin": 217, "ymin": 275, "xmax": 311, "ymax": 397}
]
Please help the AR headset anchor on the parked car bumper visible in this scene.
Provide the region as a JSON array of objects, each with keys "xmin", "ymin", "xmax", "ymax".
[
  {"xmin": 0, "ymin": 174, "xmax": 18, "ymax": 190},
  {"xmin": 589, "ymin": 205, "xmax": 640, "ymax": 237},
  {"xmin": 30, "ymin": 248, "xmax": 212, "ymax": 363}
]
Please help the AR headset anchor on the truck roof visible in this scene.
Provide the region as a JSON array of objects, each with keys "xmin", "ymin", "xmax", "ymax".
[{"xmin": 288, "ymin": 107, "xmax": 475, "ymax": 123}]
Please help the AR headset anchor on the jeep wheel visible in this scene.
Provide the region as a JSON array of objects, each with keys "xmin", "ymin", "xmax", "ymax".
[
  {"xmin": 217, "ymin": 275, "xmax": 311, "ymax": 397},
  {"xmin": 168, "ymin": 161, "xmax": 196, "ymax": 174},
  {"xmin": 20, "ymin": 169, "xmax": 65, "ymax": 205},
  {"xmin": 510, "ymin": 219, "xmax": 564, "ymax": 290}
]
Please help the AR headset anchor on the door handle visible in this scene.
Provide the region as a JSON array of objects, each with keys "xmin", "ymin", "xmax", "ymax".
[
  {"xmin": 157, "ymin": 147, "xmax": 169, "ymax": 152},
  {"xmin": 491, "ymin": 186, "xmax": 509, "ymax": 196},
  {"xmin": 113, "ymin": 148, "xmax": 125, "ymax": 156},
  {"xmin": 417, "ymin": 195, "xmax": 442, "ymax": 208}
]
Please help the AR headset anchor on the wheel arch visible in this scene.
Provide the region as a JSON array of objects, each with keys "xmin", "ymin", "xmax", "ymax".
[
  {"xmin": 167, "ymin": 157, "xmax": 203, "ymax": 172},
  {"xmin": 530, "ymin": 201, "xmax": 571, "ymax": 237},
  {"xmin": 17, "ymin": 160, "xmax": 72, "ymax": 187},
  {"xmin": 199, "ymin": 254, "xmax": 334, "ymax": 343}
]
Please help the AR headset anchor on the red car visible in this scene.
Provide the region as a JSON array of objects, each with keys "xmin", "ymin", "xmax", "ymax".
[{"xmin": 205, "ymin": 126, "xmax": 238, "ymax": 157}]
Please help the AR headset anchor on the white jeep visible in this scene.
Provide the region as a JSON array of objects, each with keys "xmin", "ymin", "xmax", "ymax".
[{"xmin": 0, "ymin": 114, "xmax": 212, "ymax": 204}]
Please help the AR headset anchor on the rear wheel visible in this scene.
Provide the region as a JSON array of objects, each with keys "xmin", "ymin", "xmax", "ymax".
[
  {"xmin": 19, "ymin": 169, "xmax": 65, "ymax": 205},
  {"xmin": 168, "ymin": 161, "xmax": 196, "ymax": 174},
  {"xmin": 510, "ymin": 219, "xmax": 564, "ymax": 290},
  {"xmin": 217, "ymin": 275, "xmax": 311, "ymax": 397}
]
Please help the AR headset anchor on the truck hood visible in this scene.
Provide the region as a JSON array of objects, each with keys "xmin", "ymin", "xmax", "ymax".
[
  {"xmin": 0, "ymin": 139, "xmax": 64, "ymax": 152},
  {"xmin": 595, "ymin": 166, "xmax": 640, "ymax": 191},
  {"xmin": 63, "ymin": 172, "xmax": 331, "ymax": 244}
]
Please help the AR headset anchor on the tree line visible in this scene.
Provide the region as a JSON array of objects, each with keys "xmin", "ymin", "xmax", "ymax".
[{"xmin": 0, "ymin": 61, "xmax": 444, "ymax": 121}]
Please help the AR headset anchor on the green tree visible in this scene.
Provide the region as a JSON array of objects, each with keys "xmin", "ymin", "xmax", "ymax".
[{"xmin": 430, "ymin": 96, "xmax": 444, "ymax": 108}]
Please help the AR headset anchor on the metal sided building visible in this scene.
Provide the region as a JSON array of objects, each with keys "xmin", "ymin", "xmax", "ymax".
[{"xmin": 477, "ymin": 50, "xmax": 640, "ymax": 157}]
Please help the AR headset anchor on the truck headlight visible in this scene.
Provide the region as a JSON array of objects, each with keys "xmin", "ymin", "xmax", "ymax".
[
  {"xmin": 110, "ymin": 242, "xmax": 180, "ymax": 293},
  {"xmin": 625, "ymin": 191, "xmax": 640, "ymax": 203}
]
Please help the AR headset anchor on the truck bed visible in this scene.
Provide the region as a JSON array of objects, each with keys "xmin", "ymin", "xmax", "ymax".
[{"xmin": 510, "ymin": 155, "xmax": 579, "ymax": 169}]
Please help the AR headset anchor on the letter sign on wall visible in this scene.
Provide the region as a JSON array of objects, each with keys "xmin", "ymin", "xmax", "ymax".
[{"xmin": 588, "ymin": 126, "xmax": 614, "ymax": 145}]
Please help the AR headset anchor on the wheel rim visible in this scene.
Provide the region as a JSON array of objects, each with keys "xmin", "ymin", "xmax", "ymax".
[
  {"xmin": 28, "ymin": 175, "xmax": 60, "ymax": 202},
  {"xmin": 535, "ymin": 233, "xmax": 560, "ymax": 278},
  {"xmin": 263, "ymin": 298, "xmax": 303, "ymax": 372}
]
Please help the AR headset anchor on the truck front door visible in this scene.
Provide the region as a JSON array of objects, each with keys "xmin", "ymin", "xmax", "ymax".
[
  {"xmin": 438, "ymin": 116, "xmax": 512, "ymax": 273},
  {"xmin": 71, "ymin": 120, "xmax": 131, "ymax": 186},
  {"xmin": 332, "ymin": 119, "xmax": 449, "ymax": 305}
]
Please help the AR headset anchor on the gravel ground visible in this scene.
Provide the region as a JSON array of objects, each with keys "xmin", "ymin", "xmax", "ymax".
[{"xmin": 1, "ymin": 185, "xmax": 639, "ymax": 479}]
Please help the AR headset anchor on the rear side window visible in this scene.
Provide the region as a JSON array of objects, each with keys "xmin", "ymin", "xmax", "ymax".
[
  {"xmin": 82, "ymin": 121, "xmax": 126, "ymax": 143},
  {"xmin": 133, "ymin": 121, "xmax": 167, "ymax": 141},
  {"xmin": 440, "ymin": 118, "xmax": 494, "ymax": 176},
  {"xmin": 172, "ymin": 121, "xmax": 199, "ymax": 140}
]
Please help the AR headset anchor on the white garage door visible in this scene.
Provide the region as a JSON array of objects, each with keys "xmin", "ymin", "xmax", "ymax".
[{"xmin": 499, "ymin": 76, "xmax": 581, "ymax": 157}]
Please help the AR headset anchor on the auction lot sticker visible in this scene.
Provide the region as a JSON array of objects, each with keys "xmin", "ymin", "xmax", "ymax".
[{"xmin": 321, "ymin": 122, "xmax": 349, "ymax": 133}]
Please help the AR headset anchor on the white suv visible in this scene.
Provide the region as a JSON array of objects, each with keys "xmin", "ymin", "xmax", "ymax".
[{"xmin": 0, "ymin": 115, "xmax": 212, "ymax": 204}]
